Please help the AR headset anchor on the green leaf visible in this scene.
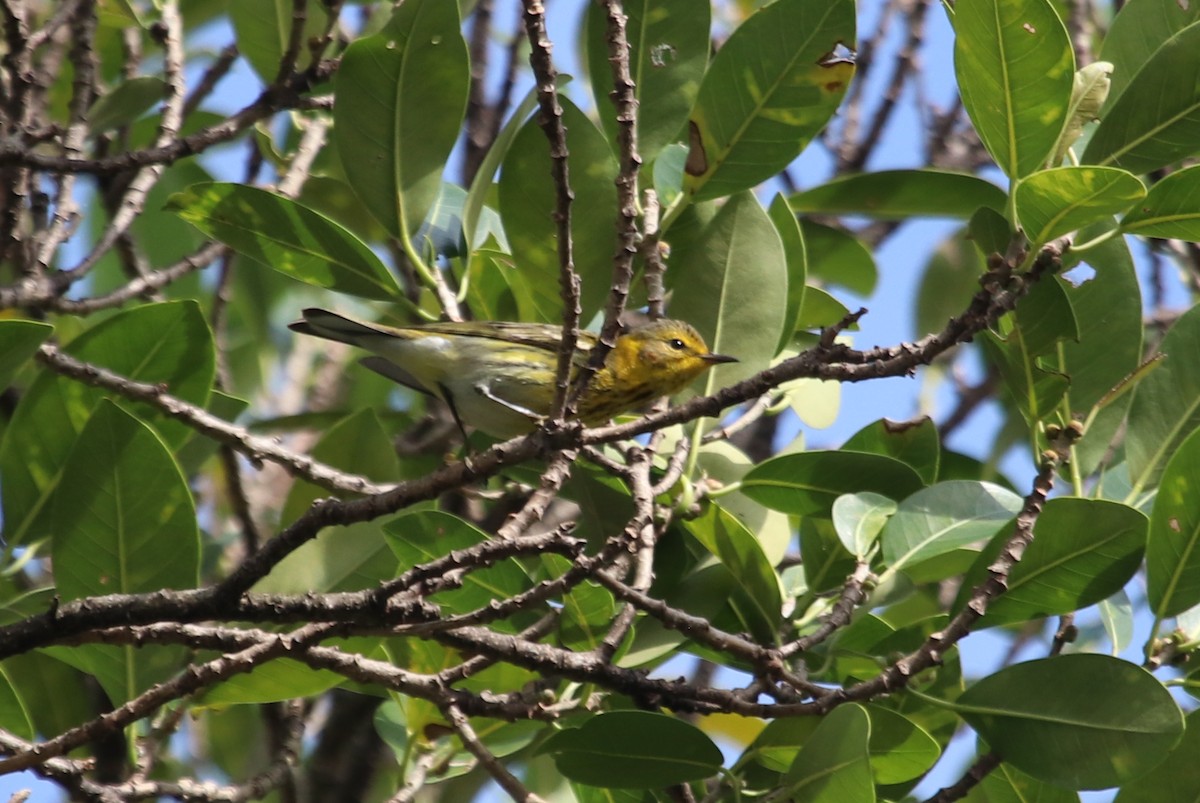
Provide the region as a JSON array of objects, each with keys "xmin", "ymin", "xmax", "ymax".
[
  {"xmin": 202, "ymin": 659, "xmax": 347, "ymax": 707},
  {"xmin": 954, "ymin": 0, "xmax": 1075, "ymax": 178},
  {"xmin": 768, "ymin": 193, "xmax": 808, "ymax": 351},
  {"xmin": 169, "ymin": 182, "xmax": 404, "ymax": 301},
  {"xmin": 879, "ymin": 481, "xmax": 1022, "ymax": 574},
  {"xmin": 865, "ymin": 706, "xmax": 940, "ymax": 785},
  {"xmin": 1054, "ymin": 232, "xmax": 1143, "ymax": 475},
  {"xmin": 334, "ymin": 0, "xmax": 469, "ymax": 238},
  {"xmin": 256, "ymin": 410, "xmax": 401, "ymax": 596},
  {"xmin": 0, "ymin": 319, "xmax": 52, "ymax": 390},
  {"xmin": 86, "ymin": 76, "xmax": 165, "ymax": 132},
  {"xmin": 1114, "ymin": 707, "xmax": 1200, "ymax": 803},
  {"xmin": 1083, "ymin": 21, "xmax": 1200, "ymax": 173},
  {"xmin": 1100, "ymin": 0, "xmax": 1200, "ymax": 103},
  {"xmin": 0, "ymin": 301, "xmax": 214, "ymax": 545},
  {"xmin": 799, "ymin": 518, "xmax": 858, "ymax": 595},
  {"xmin": 955, "ymin": 654, "xmax": 1183, "ymax": 789},
  {"xmin": 983, "ymin": 277, "xmax": 1078, "ymax": 424},
  {"xmin": 957, "ymin": 498, "xmax": 1147, "ymax": 627},
  {"xmin": 540, "ymin": 711, "xmax": 723, "ymax": 788},
  {"xmin": 967, "ymin": 759, "xmax": 1082, "ymax": 803},
  {"xmin": 585, "ymin": 0, "xmax": 709, "ymax": 160},
  {"xmin": 383, "ymin": 511, "xmax": 531, "ymax": 618},
  {"xmin": 683, "ymin": 0, "xmax": 856, "ymax": 200},
  {"xmin": 843, "ymin": 416, "xmax": 940, "ymax": 485},
  {"xmin": 915, "ymin": 231, "xmax": 986, "ymax": 338},
  {"xmin": 1121, "ymin": 163, "xmax": 1200, "ymax": 239},
  {"xmin": 796, "ymin": 285, "xmax": 851, "ymax": 330},
  {"xmin": 742, "ymin": 451, "xmax": 924, "ymax": 518},
  {"xmin": 789, "ymin": 170, "xmax": 1006, "ymax": 220},
  {"xmin": 230, "ymin": 0, "xmax": 329, "ymax": 83},
  {"xmin": 666, "ymin": 192, "xmax": 788, "ymax": 391},
  {"xmin": 1098, "ymin": 590, "xmax": 1135, "ymax": 656},
  {"xmin": 1014, "ymin": 166, "xmax": 1145, "ymax": 244},
  {"xmin": 543, "ymin": 554, "xmax": 615, "ymax": 653},
  {"xmin": 0, "ymin": 665, "xmax": 33, "ymax": 741},
  {"xmin": 832, "ymin": 493, "xmax": 896, "ymax": 560},
  {"xmin": 50, "ymin": 401, "xmax": 198, "ymax": 704},
  {"xmin": 682, "ymin": 503, "xmax": 784, "ymax": 642},
  {"xmin": 462, "ymin": 85, "xmax": 542, "ymax": 249},
  {"xmin": 1147, "ymin": 427, "xmax": 1200, "ymax": 617},
  {"xmin": 782, "ymin": 704, "xmax": 874, "ymax": 802},
  {"xmin": 497, "ymin": 96, "xmax": 619, "ymax": 321},
  {"xmin": 799, "ymin": 220, "xmax": 877, "ymax": 296},
  {"xmin": 1127, "ymin": 304, "xmax": 1200, "ymax": 496}
]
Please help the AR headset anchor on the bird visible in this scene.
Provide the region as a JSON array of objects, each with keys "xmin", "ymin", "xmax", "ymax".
[{"xmin": 289, "ymin": 308, "xmax": 737, "ymax": 439}]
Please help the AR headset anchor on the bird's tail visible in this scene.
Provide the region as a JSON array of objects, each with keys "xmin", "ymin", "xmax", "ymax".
[{"xmin": 288, "ymin": 308, "xmax": 397, "ymax": 346}]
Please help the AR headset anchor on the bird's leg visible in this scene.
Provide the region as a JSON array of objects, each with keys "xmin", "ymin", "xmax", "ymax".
[{"xmin": 437, "ymin": 382, "xmax": 472, "ymax": 445}]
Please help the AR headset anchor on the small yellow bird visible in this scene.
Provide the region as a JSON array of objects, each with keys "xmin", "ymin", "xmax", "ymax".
[{"xmin": 289, "ymin": 308, "xmax": 736, "ymax": 439}]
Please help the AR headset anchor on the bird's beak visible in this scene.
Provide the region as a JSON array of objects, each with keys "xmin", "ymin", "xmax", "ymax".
[{"xmin": 702, "ymin": 352, "xmax": 738, "ymax": 364}]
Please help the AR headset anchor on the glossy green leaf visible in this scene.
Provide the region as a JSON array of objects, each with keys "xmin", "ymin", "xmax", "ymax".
[
  {"xmin": 683, "ymin": 503, "xmax": 783, "ymax": 642},
  {"xmin": 50, "ymin": 401, "xmax": 198, "ymax": 704},
  {"xmin": 1014, "ymin": 167, "xmax": 1145, "ymax": 244},
  {"xmin": 230, "ymin": 0, "xmax": 329, "ymax": 83},
  {"xmin": 768, "ymin": 193, "xmax": 808, "ymax": 351},
  {"xmin": 543, "ymin": 554, "xmax": 615, "ymax": 652},
  {"xmin": 1100, "ymin": 0, "xmax": 1200, "ymax": 103},
  {"xmin": 1147, "ymin": 427, "xmax": 1200, "ymax": 617},
  {"xmin": 790, "ymin": 170, "xmax": 1006, "ymax": 219},
  {"xmin": 1050, "ymin": 62, "xmax": 1115, "ymax": 167},
  {"xmin": 86, "ymin": 76, "xmax": 165, "ymax": 132},
  {"xmin": 799, "ymin": 518, "xmax": 858, "ymax": 595},
  {"xmin": 540, "ymin": 711, "xmax": 723, "ymax": 788},
  {"xmin": 796, "ymin": 286, "xmax": 852, "ymax": 330},
  {"xmin": 1084, "ymin": 21, "xmax": 1200, "ymax": 173},
  {"xmin": 969, "ymin": 205, "xmax": 1016, "ymax": 257},
  {"xmin": 0, "ymin": 651, "xmax": 92, "ymax": 742},
  {"xmin": 498, "ymin": 96, "xmax": 618, "ymax": 321},
  {"xmin": 667, "ymin": 191, "xmax": 788, "ymax": 392},
  {"xmin": 782, "ymin": 704, "xmax": 874, "ymax": 802},
  {"xmin": 0, "ymin": 301, "xmax": 214, "ymax": 545},
  {"xmin": 879, "ymin": 481, "xmax": 1022, "ymax": 574},
  {"xmin": 462, "ymin": 85, "xmax": 541, "ymax": 250},
  {"xmin": 1127, "ymin": 304, "xmax": 1200, "ymax": 497},
  {"xmin": 586, "ymin": 0, "xmax": 709, "ymax": 160},
  {"xmin": 742, "ymin": 451, "xmax": 924, "ymax": 518},
  {"xmin": 169, "ymin": 182, "xmax": 404, "ymax": 300},
  {"xmin": 256, "ymin": 410, "xmax": 401, "ymax": 596},
  {"xmin": 957, "ymin": 498, "xmax": 1147, "ymax": 627},
  {"xmin": 844, "ymin": 416, "xmax": 940, "ymax": 485},
  {"xmin": 0, "ymin": 665, "xmax": 33, "ymax": 741},
  {"xmin": 384, "ymin": 511, "xmax": 531, "ymax": 617},
  {"xmin": 956, "ymin": 654, "xmax": 1183, "ymax": 789},
  {"xmin": 1098, "ymin": 590, "xmax": 1135, "ymax": 656},
  {"xmin": 799, "ymin": 220, "xmax": 877, "ymax": 296},
  {"xmin": 683, "ymin": 0, "xmax": 855, "ymax": 200},
  {"xmin": 915, "ymin": 231, "xmax": 986, "ymax": 338},
  {"xmin": 1114, "ymin": 708, "xmax": 1200, "ymax": 803},
  {"xmin": 865, "ymin": 706, "xmax": 940, "ymax": 785},
  {"xmin": 954, "ymin": 0, "xmax": 1075, "ymax": 178},
  {"xmin": 1121, "ymin": 164, "xmax": 1200, "ymax": 239},
  {"xmin": 1054, "ymin": 232, "xmax": 1143, "ymax": 475},
  {"xmin": 983, "ymin": 277, "xmax": 1079, "ymax": 424},
  {"xmin": 967, "ymin": 758, "xmax": 1081, "ymax": 803},
  {"xmin": 0, "ymin": 320, "xmax": 52, "ymax": 390},
  {"xmin": 696, "ymin": 440, "xmax": 793, "ymax": 564},
  {"xmin": 832, "ymin": 493, "xmax": 895, "ymax": 560},
  {"xmin": 334, "ymin": 0, "xmax": 469, "ymax": 238},
  {"xmin": 202, "ymin": 659, "xmax": 346, "ymax": 706}
]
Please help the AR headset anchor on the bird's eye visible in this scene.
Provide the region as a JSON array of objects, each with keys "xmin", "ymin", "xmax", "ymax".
[{"xmin": 669, "ymin": 338, "xmax": 686, "ymax": 350}]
